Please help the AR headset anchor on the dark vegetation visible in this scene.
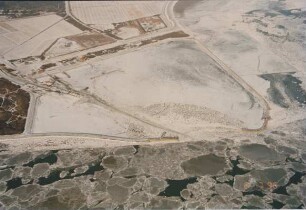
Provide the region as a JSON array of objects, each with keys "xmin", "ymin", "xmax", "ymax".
[{"xmin": 0, "ymin": 78, "xmax": 30, "ymax": 135}]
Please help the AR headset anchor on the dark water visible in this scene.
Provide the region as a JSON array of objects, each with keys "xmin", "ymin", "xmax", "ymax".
[
  {"xmin": 270, "ymin": 200, "xmax": 285, "ymax": 209},
  {"xmin": 79, "ymin": 161, "xmax": 104, "ymax": 176},
  {"xmin": 6, "ymin": 178, "xmax": 23, "ymax": 191},
  {"xmin": 273, "ymin": 171, "xmax": 306, "ymax": 195},
  {"xmin": 226, "ymin": 157, "xmax": 250, "ymax": 177},
  {"xmin": 243, "ymin": 190, "xmax": 265, "ymax": 197},
  {"xmin": 273, "ymin": 185, "xmax": 289, "ymax": 195},
  {"xmin": 24, "ymin": 151, "xmax": 58, "ymax": 167},
  {"xmin": 283, "ymin": 75, "xmax": 306, "ymax": 105},
  {"xmin": 260, "ymin": 73, "xmax": 306, "ymax": 108},
  {"xmin": 241, "ymin": 205, "xmax": 262, "ymax": 209},
  {"xmin": 38, "ymin": 170, "xmax": 61, "ymax": 185},
  {"xmin": 269, "ymin": 86, "xmax": 289, "ymax": 108},
  {"xmin": 38, "ymin": 161, "xmax": 104, "ymax": 185},
  {"xmin": 279, "ymin": 9, "xmax": 306, "ymax": 18},
  {"xmin": 133, "ymin": 145, "xmax": 140, "ymax": 155},
  {"xmin": 158, "ymin": 177, "xmax": 197, "ymax": 197},
  {"xmin": 288, "ymin": 172, "xmax": 305, "ymax": 185}
]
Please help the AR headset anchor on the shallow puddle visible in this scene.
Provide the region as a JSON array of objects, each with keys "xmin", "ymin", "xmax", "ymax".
[{"xmin": 158, "ymin": 177, "xmax": 197, "ymax": 197}]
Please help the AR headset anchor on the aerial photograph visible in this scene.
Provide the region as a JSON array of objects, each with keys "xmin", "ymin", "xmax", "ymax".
[{"xmin": 0, "ymin": 0, "xmax": 305, "ymax": 209}]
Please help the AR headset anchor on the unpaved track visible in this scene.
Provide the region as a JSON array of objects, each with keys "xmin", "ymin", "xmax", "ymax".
[{"xmin": 193, "ymin": 38, "xmax": 271, "ymax": 130}]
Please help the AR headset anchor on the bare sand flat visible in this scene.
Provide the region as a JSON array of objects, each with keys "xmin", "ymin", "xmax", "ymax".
[{"xmin": 31, "ymin": 39, "xmax": 264, "ymax": 140}]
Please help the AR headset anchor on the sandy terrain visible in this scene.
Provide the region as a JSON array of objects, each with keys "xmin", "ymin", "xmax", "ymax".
[
  {"xmin": 27, "ymin": 39, "xmax": 264, "ymax": 140},
  {"xmin": 44, "ymin": 37, "xmax": 83, "ymax": 58},
  {"xmin": 31, "ymin": 92, "xmax": 165, "ymax": 139},
  {"xmin": 115, "ymin": 27, "xmax": 141, "ymax": 39},
  {"xmin": 0, "ymin": 14, "xmax": 82, "ymax": 60}
]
